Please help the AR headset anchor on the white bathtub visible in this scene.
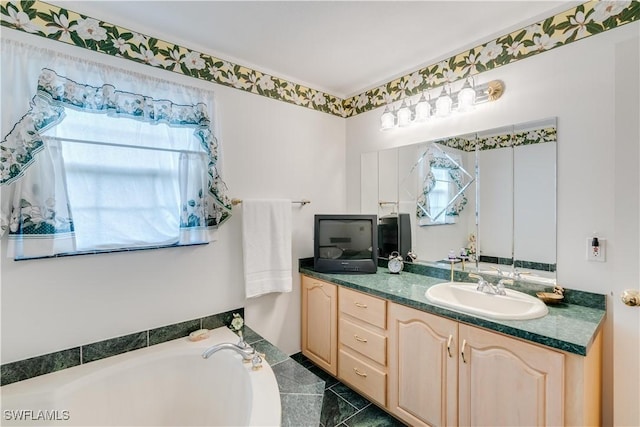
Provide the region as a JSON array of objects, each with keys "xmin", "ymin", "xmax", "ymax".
[{"xmin": 1, "ymin": 327, "xmax": 281, "ymax": 426}]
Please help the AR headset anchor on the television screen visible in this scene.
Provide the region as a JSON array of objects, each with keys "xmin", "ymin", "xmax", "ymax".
[{"xmin": 314, "ymin": 215, "xmax": 377, "ymax": 274}]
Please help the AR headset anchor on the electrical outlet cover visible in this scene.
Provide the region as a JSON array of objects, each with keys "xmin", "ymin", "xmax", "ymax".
[{"xmin": 587, "ymin": 238, "xmax": 606, "ymax": 262}]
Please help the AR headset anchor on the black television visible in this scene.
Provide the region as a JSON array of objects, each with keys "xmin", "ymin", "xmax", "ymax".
[{"xmin": 314, "ymin": 214, "xmax": 378, "ymax": 274}]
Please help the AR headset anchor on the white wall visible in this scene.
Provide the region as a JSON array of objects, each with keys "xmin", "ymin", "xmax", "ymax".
[
  {"xmin": 0, "ymin": 30, "xmax": 346, "ymax": 363},
  {"xmin": 345, "ymin": 23, "xmax": 640, "ymax": 425}
]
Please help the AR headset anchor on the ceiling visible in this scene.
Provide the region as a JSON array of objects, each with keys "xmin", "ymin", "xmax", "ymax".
[{"xmin": 49, "ymin": 1, "xmax": 580, "ymax": 98}]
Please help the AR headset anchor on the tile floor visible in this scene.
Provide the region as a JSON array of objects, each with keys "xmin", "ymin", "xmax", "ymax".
[{"xmin": 290, "ymin": 353, "xmax": 407, "ymax": 427}]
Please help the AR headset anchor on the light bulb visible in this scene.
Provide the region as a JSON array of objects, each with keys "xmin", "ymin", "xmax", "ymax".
[
  {"xmin": 435, "ymin": 87, "xmax": 452, "ymax": 118},
  {"xmin": 414, "ymin": 93, "xmax": 431, "ymax": 122},
  {"xmin": 397, "ymin": 100, "xmax": 412, "ymax": 127},
  {"xmin": 380, "ymin": 105, "xmax": 396, "ymax": 130},
  {"xmin": 457, "ymin": 79, "xmax": 476, "ymax": 113}
]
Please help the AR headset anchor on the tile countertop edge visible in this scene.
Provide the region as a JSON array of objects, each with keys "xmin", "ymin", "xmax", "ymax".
[{"xmin": 299, "ymin": 267, "xmax": 606, "ymax": 357}]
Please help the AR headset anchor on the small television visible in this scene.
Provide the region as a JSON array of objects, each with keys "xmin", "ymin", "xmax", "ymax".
[{"xmin": 314, "ymin": 214, "xmax": 378, "ymax": 274}]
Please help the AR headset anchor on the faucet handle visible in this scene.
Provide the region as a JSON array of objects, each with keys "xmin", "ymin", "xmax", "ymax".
[
  {"xmin": 490, "ymin": 266, "xmax": 503, "ymax": 276},
  {"xmin": 251, "ymin": 353, "xmax": 265, "ymax": 370}
]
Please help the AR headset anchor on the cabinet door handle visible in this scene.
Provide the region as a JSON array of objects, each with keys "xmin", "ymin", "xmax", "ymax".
[
  {"xmin": 447, "ymin": 334, "xmax": 453, "ymax": 358},
  {"xmin": 461, "ymin": 339, "xmax": 467, "ymax": 364},
  {"xmin": 354, "ymin": 302, "xmax": 368, "ymax": 308},
  {"xmin": 354, "ymin": 334, "xmax": 368, "ymax": 343},
  {"xmin": 353, "ymin": 368, "xmax": 368, "ymax": 377}
]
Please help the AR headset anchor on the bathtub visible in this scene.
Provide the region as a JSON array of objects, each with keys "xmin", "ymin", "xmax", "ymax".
[{"xmin": 1, "ymin": 327, "xmax": 281, "ymax": 426}]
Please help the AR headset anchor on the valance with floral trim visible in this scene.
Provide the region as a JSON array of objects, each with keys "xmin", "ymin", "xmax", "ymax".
[{"xmin": 1, "ymin": 68, "xmax": 232, "ymax": 235}]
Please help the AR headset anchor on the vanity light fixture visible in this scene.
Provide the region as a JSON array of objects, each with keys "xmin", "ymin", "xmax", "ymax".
[
  {"xmin": 380, "ymin": 79, "xmax": 505, "ymax": 131},
  {"xmin": 380, "ymin": 105, "xmax": 395, "ymax": 130},
  {"xmin": 414, "ymin": 92, "xmax": 431, "ymax": 122},
  {"xmin": 396, "ymin": 99, "xmax": 412, "ymax": 127},
  {"xmin": 435, "ymin": 85, "xmax": 453, "ymax": 118},
  {"xmin": 457, "ymin": 78, "xmax": 477, "ymax": 113}
]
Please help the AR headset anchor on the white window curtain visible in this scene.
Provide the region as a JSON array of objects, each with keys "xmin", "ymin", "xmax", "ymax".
[{"xmin": 0, "ymin": 39, "xmax": 231, "ymax": 259}]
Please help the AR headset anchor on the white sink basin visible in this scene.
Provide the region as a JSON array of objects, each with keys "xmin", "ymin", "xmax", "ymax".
[{"xmin": 425, "ymin": 282, "xmax": 548, "ymax": 320}]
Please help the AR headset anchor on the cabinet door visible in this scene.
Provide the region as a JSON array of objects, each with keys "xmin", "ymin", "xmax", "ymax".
[
  {"xmin": 458, "ymin": 324, "xmax": 564, "ymax": 426},
  {"xmin": 388, "ymin": 302, "xmax": 458, "ymax": 427},
  {"xmin": 301, "ymin": 276, "xmax": 338, "ymax": 375}
]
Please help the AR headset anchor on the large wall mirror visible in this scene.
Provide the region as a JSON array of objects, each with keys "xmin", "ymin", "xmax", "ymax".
[{"xmin": 361, "ymin": 117, "xmax": 557, "ymax": 285}]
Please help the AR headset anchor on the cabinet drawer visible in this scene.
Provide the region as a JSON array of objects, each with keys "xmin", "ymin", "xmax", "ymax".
[
  {"xmin": 339, "ymin": 318, "xmax": 386, "ymax": 365},
  {"xmin": 339, "ymin": 287, "xmax": 386, "ymax": 329},
  {"xmin": 339, "ymin": 349, "xmax": 386, "ymax": 406}
]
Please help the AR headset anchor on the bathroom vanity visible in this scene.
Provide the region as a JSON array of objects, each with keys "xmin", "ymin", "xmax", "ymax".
[{"xmin": 300, "ymin": 266, "xmax": 605, "ymax": 427}]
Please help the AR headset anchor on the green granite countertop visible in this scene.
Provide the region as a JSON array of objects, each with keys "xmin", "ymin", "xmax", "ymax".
[{"xmin": 300, "ymin": 266, "xmax": 606, "ymax": 356}]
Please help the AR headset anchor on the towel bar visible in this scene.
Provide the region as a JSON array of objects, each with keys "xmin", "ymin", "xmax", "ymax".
[{"xmin": 231, "ymin": 198, "xmax": 310, "ymax": 206}]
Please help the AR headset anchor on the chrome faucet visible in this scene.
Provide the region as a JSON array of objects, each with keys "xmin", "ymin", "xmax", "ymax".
[
  {"xmin": 469, "ymin": 273, "xmax": 511, "ymax": 296},
  {"xmin": 513, "ymin": 269, "xmax": 531, "ymax": 279},
  {"xmin": 202, "ymin": 342, "xmax": 263, "ymax": 370},
  {"xmin": 490, "ymin": 266, "xmax": 504, "ymax": 276}
]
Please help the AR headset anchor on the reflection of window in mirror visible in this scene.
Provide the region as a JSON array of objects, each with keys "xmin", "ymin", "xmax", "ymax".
[
  {"xmin": 429, "ymin": 167, "xmax": 452, "ymax": 224},
  {"xmin": 417, "ymin": 145, "xmax": 469, "ymax": 226}
]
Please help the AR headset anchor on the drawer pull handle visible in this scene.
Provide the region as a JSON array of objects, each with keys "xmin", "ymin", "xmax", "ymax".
[
  {"xmin": 447, "ymin": 334, "xmax": 453, "ymax": 358},
  {"xmin": 354, "ymin": 302, "xmax": 368, "ymax": 308},
  {"xmin": 461, "ymin": 339, "xmax": 467, "ymax": 364},
  {"xmin": 353, "ymin": 368, "xmax": 368, "ymax": 377},
  {"xmin": 354, "ymin": 335, "xmax": 368, "ymax": 343}
]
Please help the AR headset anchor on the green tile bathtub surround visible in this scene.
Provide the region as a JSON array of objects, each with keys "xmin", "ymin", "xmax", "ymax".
[
  {"xmin": 2, "ymin": 2, "xmax": 639, "ymax": 117},
  {"xmin": 148, "ymin": 319, "xmax": 201, "ymax": 346},
  {"xmin": 300, "ymin": 266, "xmax": 605, "ymax": 356},
  {"xmin": 82, "ymin": 331, "xmax": 147, "ymax": 364},
  {"xmin": 0, "ymin": 347, "xmax": 80, "ymax": 386},
  {"xmin": 251, "ymin": 339, "xmax": 289, "ymax": 366},
  {"xmin": 239, "ymin": 325, "xmax": 264, "ymax": 345},
  {"xmin": 247, "ymin": 326, "xmax": 325, "ymax": 427},
  {"xmin": 272, "ymin": 358, "xmax": 325, "ymax": 395},
  {"xmin": 201, "ymin": 307, "xmax": 244, "ymax": 331},
  {"xmin": 0, "ymin": 307, "xmax": 245, "ymax": 386},
  {"xmin": 280, "ymin": 393, "xmax": 325, "ymax": 427}
]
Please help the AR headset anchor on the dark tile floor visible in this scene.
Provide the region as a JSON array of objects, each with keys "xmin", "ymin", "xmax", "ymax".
[{"xmin": 290, "ymin": 353, "xmax": 407, "ymax": 427}]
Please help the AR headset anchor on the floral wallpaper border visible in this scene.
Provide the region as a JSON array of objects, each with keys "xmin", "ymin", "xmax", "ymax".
[
  {"xmin": 344, "ymin": 1, "xmax": 639, "ymax": 117},
  {"xmin": 435, "ymin": 126, "xmax": 557, "ymax": 152},
  {"xmin": 1, "ymin": 1, "xmax": 639, "ymax": 119},
  {"xmin": 0, "ymin": 0, "xmax": 344, "ymax": 117}
]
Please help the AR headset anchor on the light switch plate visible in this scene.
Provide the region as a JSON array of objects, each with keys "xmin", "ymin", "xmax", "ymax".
[{"xmin": 587, "ymin": 238, "xmax": 606, "ymax": 262}]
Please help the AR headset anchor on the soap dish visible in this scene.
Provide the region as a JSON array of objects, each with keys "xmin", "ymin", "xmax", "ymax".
[{"xmin": 536, "ymin": 292, "xmax": 564, "ymax": 304}]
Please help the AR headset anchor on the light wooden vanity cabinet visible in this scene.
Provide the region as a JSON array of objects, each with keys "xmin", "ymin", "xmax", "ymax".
[
  {"xmin": 301, "ymin": 275, "xmax": 602, "ymax": 426},
  {"xmin": 458, "ymin": 323, "xmax": 564, "ymax": 426},
  {"xmin": 388, "ymin": 301, "xmax": 602, "ymax": 427},
  {"xmin": 388, "ymin": 302, "xmax": 459, "ymax": 426},
  {"xmin": 338, "ymin": 287, "xmax": 388, "ymax": 407},
  {"xmin": 301, "ymin": 275, "xmax": 338, "ymax": 375}
]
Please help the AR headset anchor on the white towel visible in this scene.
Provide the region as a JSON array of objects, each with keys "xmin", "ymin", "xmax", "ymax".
[{"xmin": 242, "ymin": 199, "xmax": 292, "ymax": 298}]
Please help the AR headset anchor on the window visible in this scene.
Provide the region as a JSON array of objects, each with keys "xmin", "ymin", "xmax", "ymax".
[{"xmin": 1, "ymin": 68, "xmax": 231, "ymax": 260}]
